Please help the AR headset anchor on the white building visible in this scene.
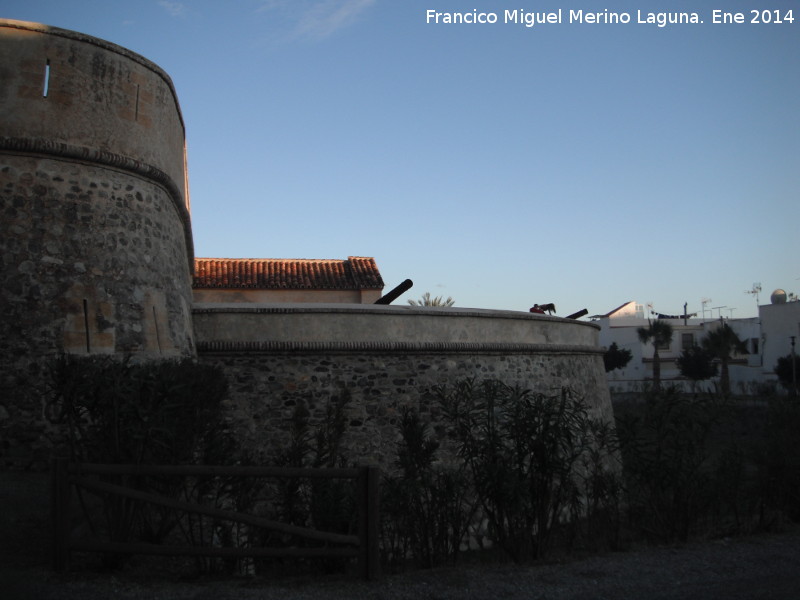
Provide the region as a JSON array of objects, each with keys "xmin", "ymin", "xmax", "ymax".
[
  {"xmin": 760, "ymin": 290, "xmax": 800, "ymax": 392},
  {"xmin": 594, "ymin": 290, "xmax": 799, "ymax": 395}
]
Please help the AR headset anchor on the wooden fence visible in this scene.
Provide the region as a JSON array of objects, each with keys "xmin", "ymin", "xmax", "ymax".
[{"xmin": 51, "ymin": 458, "xmax": 380, "ymax": 579}]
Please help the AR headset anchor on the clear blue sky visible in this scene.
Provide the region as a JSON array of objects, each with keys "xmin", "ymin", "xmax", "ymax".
[{"xmin": 4, "ymin": 1, "xmax": 798, "ymax": 318}]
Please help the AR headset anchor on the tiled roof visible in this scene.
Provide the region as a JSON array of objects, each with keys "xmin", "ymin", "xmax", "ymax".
[{"xmin": 193, "ymin": 257, "xmax": 384, "ymax": 291}]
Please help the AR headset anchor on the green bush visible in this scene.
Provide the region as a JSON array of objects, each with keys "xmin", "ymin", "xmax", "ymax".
[
  {"xmin": 47, "ymin": 355, "xmax": 231, "ymax": 566},
  {"xmin": 435, "ymin": 379, "xmax": 617, "ymax": 562},
  {"xmin": 381, "ymin": 407, "xmax": 475, "ymax": 568},
  {"xmin": 254, "ymin": 390, "xmax": 356, "ymax": 573},
  {"xmin": 676, "ymin": 345, "xmax": 718, "ymax": 391},
  {"xmin": 48, "ymin": 355, "xmax": 229, "ymax": 466},
  {"xmin": 616, "ymin": 388, "xmax": 742, "ymax": 542},
  {"xmin": 603, "ymin": 342, "xmax": 632, "ymax": 373},
  {"xmin": 571, "ymin": 417, "xmax": 624, "ymax": 551},
  {"xmin": 774, "ymin": 354, "xmax": 800, "ymax": 393},
  {"xmin": 754, "ymin": 397, "xmax": 800, "ymax": 524}
]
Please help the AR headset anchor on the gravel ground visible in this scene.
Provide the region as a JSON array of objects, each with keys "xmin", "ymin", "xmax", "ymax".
[
  {"xmin": 3, "ymin": 471, "xmax": 800, "ymax": 599},
  {"xmin": 4, "ymin": 524, "xmax": 800, "ymax": 599}
]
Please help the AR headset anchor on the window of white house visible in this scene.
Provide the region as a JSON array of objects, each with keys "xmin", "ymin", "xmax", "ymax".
[{"xmin": 682, "ymin": 333, "xmax": 694, "ymax": 350}]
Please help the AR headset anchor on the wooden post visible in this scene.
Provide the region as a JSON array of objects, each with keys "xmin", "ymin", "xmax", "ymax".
[
  {"xmin": 357, "ymin": 466, "xmax": 380, "ymax": 580},
  {"xmin": 366, "ymin": 466, "xmax": 380, "ymax": 580},
  {"xmin": 51, "ymin": 457, "xmax": 71, "ymax": 571}
]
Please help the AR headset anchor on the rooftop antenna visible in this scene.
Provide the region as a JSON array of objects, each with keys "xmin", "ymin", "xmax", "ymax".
[
  {"xmin": 711, "ymin": 305, "xmax": 727, "ymax": 319},
  {"xmin": 745, "ymin": 283, "xmax": 761, "ymax": 306},
  {"xmin": 701, "ymin": 298, "xmax": 712, "ymax": 321},
  {"xmin": 727, "ymin": 307, "xmax": 736, "ymax": 319}
]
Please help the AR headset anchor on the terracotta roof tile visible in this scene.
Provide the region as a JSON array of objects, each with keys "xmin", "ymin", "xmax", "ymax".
[{"xmin": 193, "ymin": 257, "xmax": 384, "ymax": 290}]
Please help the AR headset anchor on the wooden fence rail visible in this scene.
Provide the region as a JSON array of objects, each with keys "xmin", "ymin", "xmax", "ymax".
[{"xmin": 51, "ymin": 458, "xmax": 380, "ymax": 580}]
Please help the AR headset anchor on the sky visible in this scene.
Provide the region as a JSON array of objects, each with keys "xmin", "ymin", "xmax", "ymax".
[{"xmin": 3, "ymin": 0, "xmax": 798, "ymax": 319}]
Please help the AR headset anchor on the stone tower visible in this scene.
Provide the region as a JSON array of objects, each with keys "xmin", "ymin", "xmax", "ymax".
[{"xmin": 0, "ymin": 20, "xmax": 195, "ymax": 461}]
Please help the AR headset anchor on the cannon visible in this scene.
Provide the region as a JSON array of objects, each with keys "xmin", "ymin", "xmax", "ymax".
[{"xmin": 374, "ymin": 279, "xmax": 413, "ymax": 305}]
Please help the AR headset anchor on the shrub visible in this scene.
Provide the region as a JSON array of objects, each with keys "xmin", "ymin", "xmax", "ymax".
[
  {"xmin": 677, "ymin": 345, "xmax": 717, "ymax": 391},
  {"xmin": 47, "ymin": 355, "xmax": 230, "ymax": 566},
  {"xmin": 604, "ymin": 342, "xmax": 632, "ymax": 373},
  {"xmin": 435, "ymin": 379, "xmax": 616, "ymax": 562},
  {"xmin": 753, "ymin": 397, "xmax": 800, "ymax": 524},
  {"xmin": 616, "ymin": 388, "xmax": 728, "ymax": 542},
  {"xmin": 48, "ymin": 355, "xmax": 229, "ymax": 466},
  {"xmin": 571, "ymin": 417, "xmax": 624, "ymax": 551},
  {"xmin": 774, "ymin": 354, "xmax": 800, "ymax": 393},
  {"xmin": 381, "ymin": 407, "xmax": 475, "ymax": 568},
  {"xmin": 308, "ymin": 391, "xmax": 355, "ymax": 537},
  {"xmin": 254, "ymin": 390, "xmax": 356, "ymax": 573}
]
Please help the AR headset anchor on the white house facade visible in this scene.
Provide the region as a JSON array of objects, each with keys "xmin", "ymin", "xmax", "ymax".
[{"xmin": 595, "ymin": 292, "xmax": 799, "ymax": 395}]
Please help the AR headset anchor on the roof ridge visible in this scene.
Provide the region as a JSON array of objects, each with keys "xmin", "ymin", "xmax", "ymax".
[
  {"xmin": 192, "ymin": 257, "xmax": 383, "ymax": 291},
  {"xmin": 195, "ymin": 257, "xmax": 351, "ymax": 262}
]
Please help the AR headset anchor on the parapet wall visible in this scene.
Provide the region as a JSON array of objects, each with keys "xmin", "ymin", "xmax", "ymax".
[
  {"xmin": 195, "ymin": 305, "xmax": 613, "ymax": 470},
  {"xmin": 192, "ymin": 304, "xmax": 601, "ymax": 347}
]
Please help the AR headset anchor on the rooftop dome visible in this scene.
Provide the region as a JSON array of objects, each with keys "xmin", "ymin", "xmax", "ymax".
[{"xmin": 770, "ymin": 289, "xmax": 787, "ymax": 304}]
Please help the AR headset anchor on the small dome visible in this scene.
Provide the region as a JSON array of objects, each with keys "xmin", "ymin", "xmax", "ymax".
[{"xmin": 771, "ymin": 289, "xmax": 787, "ymax": 304}]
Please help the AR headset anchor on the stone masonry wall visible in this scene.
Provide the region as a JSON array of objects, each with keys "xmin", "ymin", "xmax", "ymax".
[
  {"xmin": 198, "ymin": 347, "xmax": 613, "ymax": 472},
  {"xmin": 0, "ymin": 155, "xmax": 195, "ymax": 466}
]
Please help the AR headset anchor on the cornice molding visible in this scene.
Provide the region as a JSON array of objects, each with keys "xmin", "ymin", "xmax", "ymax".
[{"xmin": 197, "ymin": 340, "xmax": 604, "ymax": 356}]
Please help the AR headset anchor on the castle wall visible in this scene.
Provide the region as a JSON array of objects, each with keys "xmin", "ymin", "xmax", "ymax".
[
  {"xmin": 0, "ymin": 20, "xmax": 617, "ymax": 475},
  {"xmin": 0, "ymin": 20, "xmax": 195, "ymax": 466},
  {"xmin": 195, "ymin": 306, "xmax": 614, "ymax": 471}
]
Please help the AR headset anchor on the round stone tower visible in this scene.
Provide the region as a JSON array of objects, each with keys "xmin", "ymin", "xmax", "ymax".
[{"xmin": 0, "ymin": 20, "xmax": 195, "ymax": 463}]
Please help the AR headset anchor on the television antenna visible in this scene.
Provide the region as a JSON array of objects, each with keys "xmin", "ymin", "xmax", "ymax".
[
  {"xmin": 745, "ymin": 283, "xmax": 761, "ymax": 306},
  {"xmin": 711, "ymin": 305, "xmax": 727, "ymax": 320},
  {"xmin": 701, "ymin": 298, "xmax": 712, "ymax": 320}
]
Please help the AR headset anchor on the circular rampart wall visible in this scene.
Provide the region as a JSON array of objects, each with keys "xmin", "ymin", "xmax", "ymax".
[
  {"xmin": 194, "ymin": 305, "xmax": 614, "ymax": 470},
  {"xmin": 0, "ymin": 21, "xmax": 195, "ymax": 464}
]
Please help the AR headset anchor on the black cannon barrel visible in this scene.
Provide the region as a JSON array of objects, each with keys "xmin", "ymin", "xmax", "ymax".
[
  {"xmin": 374, "ymin": 279, "xmax": 413, "ymax": 305},
  {"xmin": 566, "ymin": 308, "xmax": 589, "ymax": 320}
]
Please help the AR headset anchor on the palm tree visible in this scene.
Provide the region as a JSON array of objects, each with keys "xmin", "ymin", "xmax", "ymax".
[
  {"xmin": 701, "ymin": 323, "xmax": 747, "ymax": 396},
  {"xmin": 637, "ymin": 319, "xmax": 674, "ymax": 390},
  {"xmin": 408, "ymin": 292, "xmax": 455, "ymax": 307}
]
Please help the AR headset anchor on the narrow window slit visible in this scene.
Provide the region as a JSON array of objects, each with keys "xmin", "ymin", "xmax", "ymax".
[
  {"xmin": 43, "ymin": 59, "xmax": 51, "ymax": 97},
  {"xmin": 82, "ymin": 299, "xmax": 91, "ymax": 353},
  {"xmin": 135, "ymin": 84, "xmax": 140, "ymax": 121},
  {"xmin": 152, "ymin": 306, "xmax": 162, "ymax": 353}
]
